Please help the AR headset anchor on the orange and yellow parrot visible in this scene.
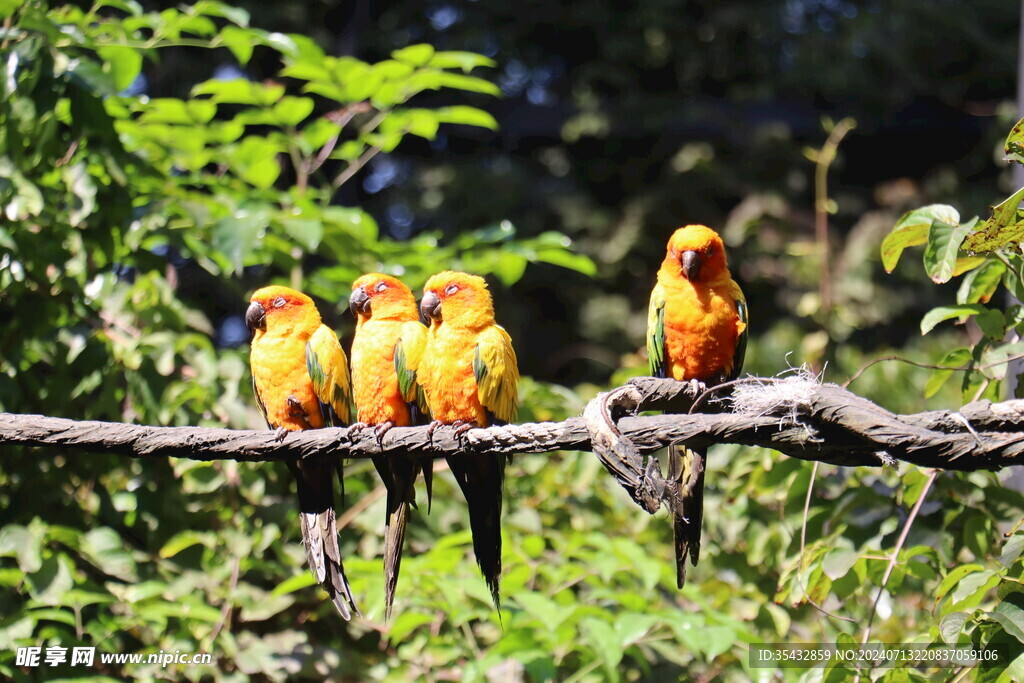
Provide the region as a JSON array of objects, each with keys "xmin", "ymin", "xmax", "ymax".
[
  {"xmin": 348, "ymin": 273, "xmax": 430, "ymax": 620},
  {"xmin": 647, "ymin": 225, "xmax": 747, "ymax": 588},
  {"xmin": 418, "ymin": 271, "xmax": 519, "ymax": 609},
  {"xmin": 246, "ymin": 285, "xmax": 359, "ymax": 619}
]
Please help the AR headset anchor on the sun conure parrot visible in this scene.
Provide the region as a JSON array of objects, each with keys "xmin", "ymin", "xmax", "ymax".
[
  {"xmin": 647, "ymin": 225, "xmax": 747, "ymax": 589},
  {"xmin": 418, "ymin": 271, "xmax": 519, "ymax": 609},
  {"xmin": 246, "ymin": 285, "xmax": 359, "ymax": 619},
  {"xmin": 348, "ymin": 273, "xmax": 430, "ymax": 620}
]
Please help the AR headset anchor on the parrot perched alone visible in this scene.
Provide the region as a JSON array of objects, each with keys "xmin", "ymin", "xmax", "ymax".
[
  {"xmin": 349, "ymin": 273, "xmax": 430, "ymax": 620},
  {"xmin": 418, "ymin": 271, "xmax": 519, "ymax": 610},
  {"xmin": 647, "ymin": 225, "xmax": 747, "ymax": 589},
  {"xmin": 246, "ymin": 285, "xmax": 359, "ymax": 619}
]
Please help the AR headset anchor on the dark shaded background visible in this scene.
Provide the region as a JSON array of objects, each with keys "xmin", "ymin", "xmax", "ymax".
[{"xmin": 147, "ymin": 0, "xmax": 1019, "ymax": 385}]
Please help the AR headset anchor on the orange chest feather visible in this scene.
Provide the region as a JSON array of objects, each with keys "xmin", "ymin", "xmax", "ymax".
[
  {"xmin": 662, "ymin": 281, "xmax": 741, "ymax": 382},
  {"xmin": 250, "ymin": 332, "xmax": 323, "ymax": 430},
  {"xmin": 420, "ymin": 325, "xmax": 485, "ymax": 425},
  {"xmin": 351, "ymin": 320, "xmax": 411, "ymax": 426}
]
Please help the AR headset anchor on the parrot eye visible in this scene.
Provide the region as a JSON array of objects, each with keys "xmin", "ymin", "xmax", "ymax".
[
  {"xmin": 706, "ymin": 246, "xmax": 714, "ymax": 257},
  {"xmin": 445, "ymin": 284, "xmax": 459, "ymax": 296},
  {"xmin": 272, "ymin": 297, "xmax": 287, "ymax": 308},
  {"xmin": 375, "ymin": 281, "xmax": 388, "ymax": 293}
]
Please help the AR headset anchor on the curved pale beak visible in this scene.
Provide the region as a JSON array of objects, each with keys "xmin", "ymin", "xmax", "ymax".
[
  {"xmin": 245, "ymin": 301, "xmax": 266, "ymax": 333},
  {"xmin": 420, "ymin": 290, "xmax": 442, "ymax": 323},
  {"xmin": 680, "ymin": 250, "xmax": 701, "ymax": 281},
  {"xmin": 349, "ymin": 287, "xmax": 370, "ymax": 317}
]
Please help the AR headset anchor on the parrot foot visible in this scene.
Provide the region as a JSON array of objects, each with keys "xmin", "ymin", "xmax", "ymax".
[
  {"xmin": 451, "ymin": 419, "xmax": 479, "ymax": 437},
  {"xmin": 373, "ymin": 421, "xmax": 396, "ymax": 447},
  {"xmin": 688, "ymin": 379, "xmax": 708, "ymax": 399},
  {"xmin": 426, "ymin": 420, "xmax": 444, "ymax": 446},
  {"xmin": 273, "ymin": 426, "xmax": 289, "ymax": 442},
  {"xmin": 344, "ymin": 422, "xmax": 369, "ymax": 439}
]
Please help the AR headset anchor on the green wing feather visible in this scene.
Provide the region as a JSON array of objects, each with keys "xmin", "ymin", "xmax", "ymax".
[
  {"xmin": 306, "ymin": 325, "xmax": 352, "ymax": 427},
  {"xmin": 394, "ymin": 320, "xmax": 430, "ymax": 418},
  {"xmin": 474, "ymin": 325, "xmax": 519, "ymax": 425},
  {"xmin": 252, "ymin": 376, "xmax": 270, "ymax": 428},
  {"xmin": 647, "ymin": 284, "xmax": 667, "ymax": 378},
  {"xmin": 727, "ymin": 279, "xmax": 748, "ymax": 382}
]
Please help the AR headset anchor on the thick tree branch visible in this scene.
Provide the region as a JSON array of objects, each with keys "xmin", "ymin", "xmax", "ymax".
[
  {"xmin": 4, "ymin": 377, "xmax": 1024, "ymax": 516},
  {"xmin": 1, "ymin": 377, "xmax": 1022, "ymax": 462}
]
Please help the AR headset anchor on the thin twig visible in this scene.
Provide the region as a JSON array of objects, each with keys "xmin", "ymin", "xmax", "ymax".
[
  {"xmin": 860, "ymin": 469, "xmax": 938, "ymax": 643},
  {"xmin": 798, "ymin": 461, "xmax": 856, "ymax": 623},
  {"xmin": 206, "ymin": 556, "xmax": 241, "ymax": 647},
  {"xmin": 843, "ymin": 353, "xmax": 1024, "ymax": 389}
]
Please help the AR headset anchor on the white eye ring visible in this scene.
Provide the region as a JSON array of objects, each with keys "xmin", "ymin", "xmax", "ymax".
[
  {"xmin": 273, "ymin": 297, "xmax": 287, "ymax": 308},
  {"xmin": 445, "ymin": 284, "xmax": 459, "ymax": 296},
  {"xmin": 375, "ymin": 281, "xmax": 388, "ymax": 292}
]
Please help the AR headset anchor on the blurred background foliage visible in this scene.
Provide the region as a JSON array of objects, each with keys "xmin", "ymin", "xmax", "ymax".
[{"xmin": 3, "ymin": 0, "xmax": 1024, "ymax": 680}]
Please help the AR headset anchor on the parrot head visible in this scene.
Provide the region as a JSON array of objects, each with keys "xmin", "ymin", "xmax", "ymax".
[
  {"xmin": 662, "ymin": 224, "xmax": 729, "ymax": 283},
  {"xmin": 421, "ymin": 271, "xmax": 494, "ymax": 327},
  {"xmin": 349, "ymin": 273, "xmax": 417, "ymax": 321},
  {"xmin": 247, "ymin": 285, "xmax": 320, "ymax": 338}
]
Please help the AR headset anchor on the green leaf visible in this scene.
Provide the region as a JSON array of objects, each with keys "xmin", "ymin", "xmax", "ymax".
[
  {"xmin": 191, "ymin": 0, "xmax": 250, "ymax": 26},
  {"xmin": 1005, "ymin": 116, "xmax": 1024, "ymax": 164},
  {"xmin": 81, "ymin": 527, "xmax": 136, "ymax": 581},
  {"xmin": 533, "ymin": 247, "xmax": 598, "ymax": 276},
  {"xmin": 271, "ymin": 572, "xmax": 316, "ymax": 596},
  {"xmin": 976, "ymin": 309, "xmax": 1007, "ymax": 340},
  {"xmin": 924, "ymin": 215, "xmax": 977, "ymax": 283},
  {"xmin": 437, "ymin": 72, "xmax": 502, "ymax": 96},
  {"xmin": 392, "ymin": 44, "xmax": 435, "ymax": 67},
  {"xmin": 924, "ymin": 347, "xmax": 973, "ymax": 398},
  {"xmin": 271, "ymin": 96, "xmax": 314, "ymax": 126},
  {"xmin": 26, "ymin": 555, "xmax": 73, "ymax": 605},
  {"xmin": 436, "ymin": 105, "xmax": 499, "ymax": 130},
  {"xmin": 920, "ymin": 304, "xmax": 989, "ymax": 335},
  {"xmin": 582, "ymin": 618, "xmax": 622, "ymax": 673},
  {"xmin": 192, "ymin": 78, "xmax": 282, "ymax": 105},
  {"xmin": 936, "ymin": 564, "xmax": 984, "ymax": 604},
  {"xmin": 279, "ymin": 216, "xmax": 323, "ymax": 250},
  {"xmin": 430, "ymin": 51, "xmax": 497, "ymax": 72},
  {"xmin": 158, "ymin": 530, "xmax": 210, "ymax": 558},
  {"xmin": 386, "ymin": 612, "xmax": 434, "ymax": 642},
  {"xmin": 227, "ymin": 137, "xmax": 281, "ymax": 189},
  {"xmin": 822, "ymin": 548, "xmax": 859, "ymax": 580},
  {"xmin": 214, "ymin": 202, "xmax": 270, "ymax": 273},
  {"xmin": 98, "ymin": 45, "xmax": 142, "ymax": 92},
  {"xmin": 0, "ymin": 524, "xmax": 42, "ymax": 572},
  {"xmin": 881, "ymin": 207, "xmax": 938, "ymax": 272},
  {"xmin": 980, "ymin": 341, "xmax": 1024, "ymax": 381},
  {"xmin": 1003, "ymin": 534, "xmax": 1024, "ymax": 568},
  {"xmin": 958, "ymin": 259, "xmax": 1005, "ymax": 304},
  {"xmin": 963, "ymin": 185, "xmax": 1024, "ymax": 253},
  {"xmin": 0, "ymin": 0, "xmax": 22, "ymax": 19},
  {"xmin": 219, "ymin": 25, "xmax": 256, "ymax": 65},
  {"xmin": 992, "ymin": 594, "xmax": 1024, "ymax": 644},
  {"xmin": 940, "ymin": 611, "xmax": 969, "ymax": 646}
]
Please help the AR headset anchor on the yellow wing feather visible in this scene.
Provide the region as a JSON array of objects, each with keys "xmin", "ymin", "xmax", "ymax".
[
  {"xmin": 474, "ymin": 324, "xmax": 519, "ymax": 424},
  {"xmin": 306, "ymin": 324, "xmax": 352, "ymax": 427}
]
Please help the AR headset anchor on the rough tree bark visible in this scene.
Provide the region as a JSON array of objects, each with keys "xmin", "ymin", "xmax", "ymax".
[{"xmin": 3, "ymin": 376, "xmax": 1024, "ymax": 514}]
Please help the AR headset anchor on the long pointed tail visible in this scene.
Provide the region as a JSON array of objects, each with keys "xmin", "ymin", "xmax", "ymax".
[
  {"xmin": 372, "ymin": 454, "xmax": 420, "ymax": 620},
  {"xmin": 446, "ymin": 453, "xmax": 505, "ymax": 609},
  {"xmin": 668, "ymin": 445, "xmax": 705, "ymax": 589},
  {"xmin": 292, "ymin": 460, "xmax": 360, "ymax": 619}
]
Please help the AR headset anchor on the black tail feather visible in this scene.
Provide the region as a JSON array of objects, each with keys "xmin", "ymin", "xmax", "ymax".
[
  {"xmin": 446, "ymin": 452, "xmax": 505, "ymax": 609},
  {"xmin": 668, "ymin": 445, "xmax": 705, "ymax": 590},
  {"xmin": 372, "ymin": 454, "xmax": 420, "ymax": 621},
  {"xmin": 291, "ymin": 460, "xmax": 360, "ymax": 619}
]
